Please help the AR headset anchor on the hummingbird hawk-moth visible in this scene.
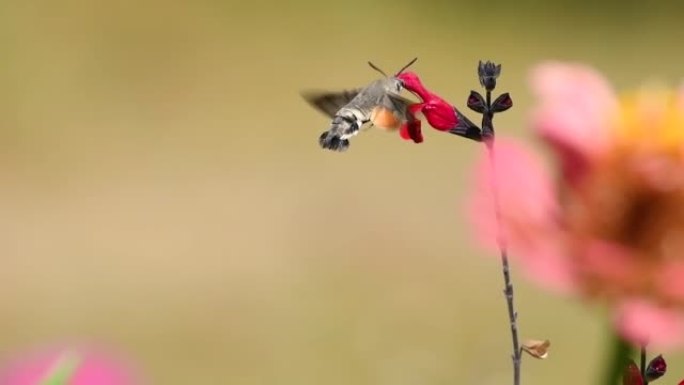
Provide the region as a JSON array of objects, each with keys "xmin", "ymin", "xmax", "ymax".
[{"xmin": 301, "ymin": 58, "xmax": 420, "ymax": 152}]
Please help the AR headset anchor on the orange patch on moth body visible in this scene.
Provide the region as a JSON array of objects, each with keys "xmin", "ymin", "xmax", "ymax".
[{"xmin": 370, "ymin": 106, "xmax": 402, "ymax": 131}]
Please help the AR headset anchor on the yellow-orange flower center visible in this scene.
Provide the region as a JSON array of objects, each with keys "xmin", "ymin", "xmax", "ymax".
[
  {"xmin": 614, "ymin": 88, "xmax": 684, "ymax": 153},
  {"xmin": 564, "ymin": 87, "xmax": 684, "ymax": 307}
]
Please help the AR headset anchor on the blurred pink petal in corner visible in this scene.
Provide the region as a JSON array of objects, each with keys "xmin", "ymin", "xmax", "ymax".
[{"xmin": 0, "ymin": 344, "xmax": 143, "ymax": 385}]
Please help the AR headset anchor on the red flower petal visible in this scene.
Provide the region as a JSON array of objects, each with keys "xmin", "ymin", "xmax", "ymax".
[
  {"xmin": 622, "ymin": 359, "xmax": 644, "ymax": 385},
  {"xmin": 421, "ymin": 101, "xmax": 457, "ymax": 132},
  {"xmin": 399, "ymin": 119, "xmax": 423, "ymax": 143}
]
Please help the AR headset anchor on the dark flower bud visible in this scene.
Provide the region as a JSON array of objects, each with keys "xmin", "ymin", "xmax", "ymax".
[
  {"xmin": 623, "ymin": 359, "xmax": 644, "ymax": 385},
  {"xmin": 491, "ymin": 93, "xmax": 513, "ymax": 113},
  {"xmin": 478, "ymin": 60, "xmax": 501, "ymax": 91},
  {"xmin": 467, "ymin": 90, "xmax": 486, "ymax": 113},
  {"xmin": 645, "ymin": 354, "xmax": 667, "ymax": 382}
]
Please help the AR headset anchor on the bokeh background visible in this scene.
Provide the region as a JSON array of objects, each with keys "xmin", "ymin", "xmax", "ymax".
[{"xmin": 1, "ymin": 0, "xmax": 684, "ymax": 383}]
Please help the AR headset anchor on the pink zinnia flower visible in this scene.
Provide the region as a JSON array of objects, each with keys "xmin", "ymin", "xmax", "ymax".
[
  {"xmin": 0, "ymin": 344, "xmax": 143, "ymax": 385},
  {"xmin": 469, "ymin": 61, "xmax": 684, "ymax": 349}
]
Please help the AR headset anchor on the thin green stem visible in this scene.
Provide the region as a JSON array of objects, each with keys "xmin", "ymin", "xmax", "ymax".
[
  {"xmin": 640, "ymin": 345, "xmax": 648, "ymax": 385},
  {"xmin": 475, "ymin": 61, "xmax": 519, "ymax": 384},
  {"xmin": 486, "ymin": 142, "xmax": 521, "ymax": 385},
  {"xmin": 600, "ymin": 331, "xmax": 634, "ymax": 385},
  {"xmin": 483, "ymin": 97, "xmax": 520, "ymax": 385}
]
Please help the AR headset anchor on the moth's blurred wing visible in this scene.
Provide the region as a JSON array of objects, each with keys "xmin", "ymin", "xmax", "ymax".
[
  {"xmin": 393, "ymin": 94, "xmax": 418, "ymax": 119},
  {"xmin": 301, "ymin": 89, "xmax": 361, "ymax": 118}
]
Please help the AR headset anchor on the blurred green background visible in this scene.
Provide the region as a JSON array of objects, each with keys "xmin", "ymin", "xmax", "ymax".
[{"xmin": 1, "ymin": 0, "xmax": 683, "ymax": 383}]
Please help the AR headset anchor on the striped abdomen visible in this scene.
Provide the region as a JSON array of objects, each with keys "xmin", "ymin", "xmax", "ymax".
[{"xmin": 319, "ymin": 108, "xmax": 366, "ymax": 152}]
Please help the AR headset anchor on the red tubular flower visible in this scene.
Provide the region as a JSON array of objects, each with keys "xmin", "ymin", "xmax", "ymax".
[
  {"xmin": 397, "ymin": 72, "xmax": 482, "ymax": 141},
  {"xmin": 398, "ymin": 116, "xmax": 423, "ymax": 143},
  {"xmin": 398, "ymin": 72, "xmax": 457, "ymax": 131}
]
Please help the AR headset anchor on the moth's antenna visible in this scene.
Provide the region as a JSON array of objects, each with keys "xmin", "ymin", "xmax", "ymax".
[
  {"xmin": 396, "ymin": 57, "xmax": 418, "ymax": 75},
  {"xmin": 367, "ymin": 61, "xmax": 388, "ymax": 77}
]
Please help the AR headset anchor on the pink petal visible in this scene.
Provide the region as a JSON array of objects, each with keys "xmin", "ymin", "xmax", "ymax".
[
  {"xmin": 0, "ymin": 345, "xmax": 143, "ymax": 385},
  {"xmin": 529, "ymin": 62, "xmax": 619, "ymax": 183},
  {"xmin": 466, "ymin": 137, "xmax": 575, "ymax": 293},
  {"xmin": 615, "ymin": 299, "xmax": 684, "ymax": 350},
  {"xmin": 579, "ymin": 240, "xmax": 640, "ymax": 286},
  {"xmin": 515, "ymin": 240, "xmax": 576, "ymax": 294},
  {"xmin": 657, "ymin": 261, "xmax": 684, "ymax": 303}
]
